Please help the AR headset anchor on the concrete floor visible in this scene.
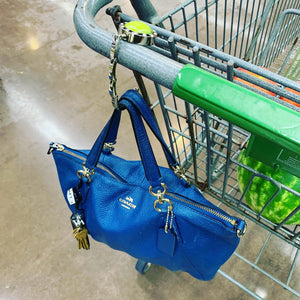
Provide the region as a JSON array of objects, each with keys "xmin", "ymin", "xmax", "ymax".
[{"xmin": 1, "ymin": 0, "xmax": 299, "ymax": 299}]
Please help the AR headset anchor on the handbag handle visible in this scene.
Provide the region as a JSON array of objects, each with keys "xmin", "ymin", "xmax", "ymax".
[
  {"xmin": 85, "ymin": 98, "xmax": 161, "ymax": 186},
  {"xmin": 102, "ymin": 90, "xmax": 178, "ymax": 168},
  {"xmin": 85, "ymin": 90, "xmax": 179, "ymax": 187},
  {"xmin": 120, "ymin": 90, "xmax": 178, "ymax": 168}
]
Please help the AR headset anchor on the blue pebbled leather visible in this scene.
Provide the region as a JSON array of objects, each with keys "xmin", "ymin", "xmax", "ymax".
[{"xmin": 50, "ymin": 90, "xmax": 246, "ymax": 281}]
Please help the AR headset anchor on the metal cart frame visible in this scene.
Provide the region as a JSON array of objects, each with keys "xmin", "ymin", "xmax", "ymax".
[{"xmin": 73, "ymin": 0, "xmax": 300, "ymax": 298}]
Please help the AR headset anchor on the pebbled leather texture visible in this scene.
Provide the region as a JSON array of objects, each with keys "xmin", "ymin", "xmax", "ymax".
[{"xmin": 50, "ymin": 90, "xmax": 246, "ymax": 281}]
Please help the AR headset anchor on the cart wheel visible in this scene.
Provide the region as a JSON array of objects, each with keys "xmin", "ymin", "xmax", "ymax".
[{"xmin": 135, "ymin": 259, "xmax": 151, "ymax": 274}]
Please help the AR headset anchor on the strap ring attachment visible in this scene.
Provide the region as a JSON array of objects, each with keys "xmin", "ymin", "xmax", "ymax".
[
  {"xmin": 149, "ymin": 183, "xmax": 173, "ymax": 213},
  {"xmin": 77, "ymin": 163, "xmax": 95, "ymax": 183}
]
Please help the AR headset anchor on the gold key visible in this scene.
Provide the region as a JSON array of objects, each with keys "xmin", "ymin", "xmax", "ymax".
[
  {"xmin": 73, "ymin": 227, "xmax": 90, "ymax": 250},
  {"xmin": 70, "ymin": 210, "xmax": 90, "ymax": 250}
]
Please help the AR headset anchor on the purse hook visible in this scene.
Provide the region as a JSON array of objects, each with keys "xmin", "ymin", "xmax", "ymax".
[{"xmin": 109, "ymin": 21, "xmax": 157, "ymax": 109}]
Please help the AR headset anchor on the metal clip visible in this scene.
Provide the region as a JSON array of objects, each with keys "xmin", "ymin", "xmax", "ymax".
[
  {"xmin": 47, "ymin": 142, "xmax": 64, "ymax": 154},
  {"xmin": 149, "ymin": 183, "xmax": 173, "ymax": 213},
  {"xmin": 153, "ymin": 198, "xmax": 173, "ymax": 213},
  {"xmin": 77, "ymin": 163, "xmax": 94, "ymax": 183},
  {"xmin": 108, "ymin": 22, "xmax": 157, "ymax": 109},
  {"xmin": 173, "ymin": 165, "xmax": 190, "ymax": 184},
  {"xmin": 149, "ymin": 183, "xmax": 167, "ymax": 201},
  {"xmin": 104, "ymin": 142, "xmax": 115, "ymax": 152}
]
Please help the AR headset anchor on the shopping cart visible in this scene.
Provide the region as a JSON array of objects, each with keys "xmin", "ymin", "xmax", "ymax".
[{"xmin": 73, "ymin": 0, "xmax": 300, "ymax": 298}]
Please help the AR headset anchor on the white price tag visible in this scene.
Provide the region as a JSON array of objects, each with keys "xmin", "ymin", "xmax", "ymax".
[{"xmin": 67, "ymin": 188, "xmax": 76, "ymax": 205}]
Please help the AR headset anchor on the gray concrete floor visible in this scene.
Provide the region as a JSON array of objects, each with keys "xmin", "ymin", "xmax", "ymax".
[{"xmin": 1, "ymin": 1, "xmax": 299, "ymax": 299}]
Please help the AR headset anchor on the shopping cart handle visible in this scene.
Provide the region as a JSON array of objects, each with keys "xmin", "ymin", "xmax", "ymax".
[
  {"xmin": 73, "ymin": 0, "xmax": 182, "ymax": 89},
  {"xmin": 173, "ymin": 64, "xmax": 300, "ymax": 155},
  {"xmin": 74, "ymin": 1, "xmax": 300, "ymax": 155}
]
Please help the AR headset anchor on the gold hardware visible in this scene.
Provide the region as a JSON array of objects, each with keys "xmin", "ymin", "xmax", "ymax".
[
  {"xmin": 149, "ymin": 182, "xmax": 167, "ymax": 199},
  {"xmin": 77, "ymin": 163, "xmax": 94, "ymax": 183},
  {"xmin": 47, "ymin": 143, "xmax": 64, "ymax": 154},
  {"xmin": 154, "ymin": 198, "xmax": 173, "ymax": 213},
  {"xmin": 173, "ymin": 165, "xmax": 190, "ymax": 183},
  {"xmin": 104, "ymin": 142, "xmax": 115, "ymax": 151},
  {"xmin": 149, "ymin": 183, "xmax": 173, "ymax": 213},
  {"xmin": 109, "ymin": 22, "xmax": 157, "ymax": 108}
]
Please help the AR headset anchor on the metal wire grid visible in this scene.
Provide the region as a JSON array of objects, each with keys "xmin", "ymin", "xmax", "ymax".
[
  {"xmin": 113, "ymin": 1, "xmax": 300, "ymax": 296},
  {"xmin": 258, "ymin": 7, "xmax": 300, "ymax": 69},
  {"xmin": 157, "ymin": 0, "xmax": 300, "ymax": 67},
  {"xmin": 143, "ymin": 86, "xmax": 300, "ymax": 298},
  {"xmin": 120, "ymin": 4, "xmax": 300, "ymax": 246},
  {"xmin": 269, "ymin": 38, "xmax": 300, "ymax": 76},
  {"xmin": 120, "ymin": 12, "xmax": 300, "ymax": 111},
  {"xmin": 121, "ymin": 0, "xmax": 300, "ymax": 227},
  {"xmin": 144, "ymin": 0, "xmax": 300, "ymax": 243},
  {"xmin": 147, "ymin": 82, "xmax": 300, "ymax": 243}
]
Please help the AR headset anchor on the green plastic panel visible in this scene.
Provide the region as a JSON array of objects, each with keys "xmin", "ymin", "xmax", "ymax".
[
  {"xmin": 173, "ymin": 64, "xmax": 300, "ymax": 156},
  {"xmin": 246, "ymin": 135, "xmax": 300, "ymax": 177}
]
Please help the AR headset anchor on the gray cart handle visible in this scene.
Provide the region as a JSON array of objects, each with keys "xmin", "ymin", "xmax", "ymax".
[
  {"xmin": 74, "ymin": 0, "xmax": 181, "ymax": 90},
  {"xmin": 74, "ymin": 0, "xmax": 300, "ymax": 157}
]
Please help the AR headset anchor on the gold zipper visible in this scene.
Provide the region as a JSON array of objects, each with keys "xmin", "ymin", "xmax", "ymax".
[
  {"xmin": 50, "ymin": 143, "xmax": 124, "ymax": 183},
  {"xmin": 51, "ymin": 143, "xmax": 238, "ymax": 227},
  {"xmin": 166, "ymin": 192, "xmax": 237, "ymax": 226}
]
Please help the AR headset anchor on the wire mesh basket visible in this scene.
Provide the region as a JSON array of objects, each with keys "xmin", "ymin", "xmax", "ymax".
[{"xmin": 73, "ymin": 0, "xmax": 300, "ymax": 298}]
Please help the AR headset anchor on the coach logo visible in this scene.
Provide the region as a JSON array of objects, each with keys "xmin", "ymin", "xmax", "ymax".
[{"xmin": 119, "ymin": 196, "xmax": 137, "ymax": 210}]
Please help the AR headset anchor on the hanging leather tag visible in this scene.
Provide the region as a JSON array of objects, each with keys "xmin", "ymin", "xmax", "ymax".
[{"xmin": 157, "ymin": 228, "xmax": 176, "ymax": 256}]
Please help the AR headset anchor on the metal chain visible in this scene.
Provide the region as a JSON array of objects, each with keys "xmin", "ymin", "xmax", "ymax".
[
  {"xmin": 109, "ymin": 32, "xmax": 124, "ymax": 109},
  {"xmin": 165, "ymin": 207, "xmax": 174, "ymax": 233},
  {"xmin": 109, "ymin": 22, "xmax": 157, "ymax": 109}
]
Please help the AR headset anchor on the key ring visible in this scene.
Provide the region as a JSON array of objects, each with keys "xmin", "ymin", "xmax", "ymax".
[{"xmin": 109, "ymin": 21, "xmax": 157, "ymax": 109}]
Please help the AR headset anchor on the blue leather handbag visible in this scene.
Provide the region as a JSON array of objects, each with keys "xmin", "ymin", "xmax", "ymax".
[{"xmin": 49, "ymin": 89, "xmax": 246, "ymax": 281}]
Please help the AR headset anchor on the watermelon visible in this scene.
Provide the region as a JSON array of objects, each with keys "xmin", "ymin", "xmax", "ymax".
[{"xmin": 237, "ymin": 149, "xmax": 300, "ymax": 225}]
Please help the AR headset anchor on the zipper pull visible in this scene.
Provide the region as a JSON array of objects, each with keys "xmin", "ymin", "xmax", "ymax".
[
  {"xmin": 47, "ymin": 142, "xmax": 65, "ymax": 154},
  {"xmin": 165, "ymin": 205, "xmax": 174, "ymax": 233},
  {"xmin": 157, "ymin": 206, "xmax": 177, "ymax": 256}
]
